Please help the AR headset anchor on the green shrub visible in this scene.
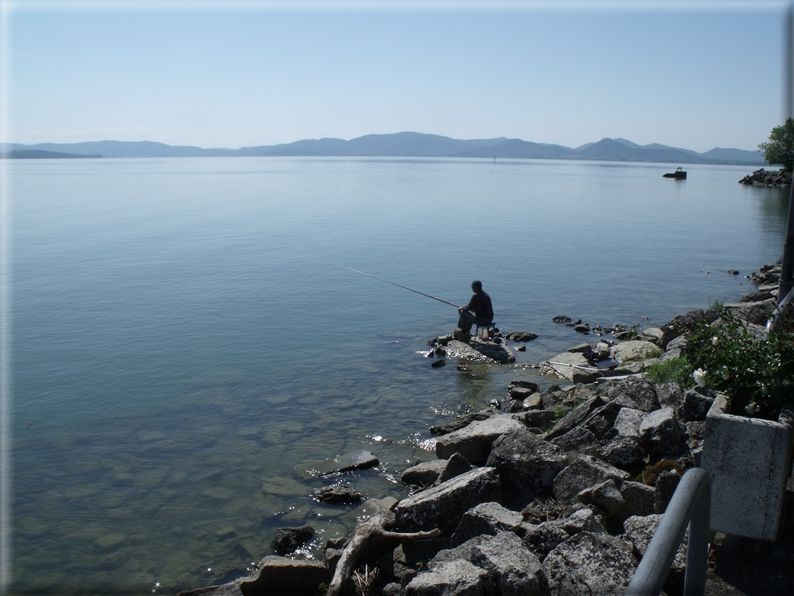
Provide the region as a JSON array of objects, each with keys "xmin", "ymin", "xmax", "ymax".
[
  {"xmin": 686, "ymin": 310, "xmax": 794, "ymax": 419},
  {"xmin": 643, "ymin": 356, "xmax": 695, "ymax": 388}
]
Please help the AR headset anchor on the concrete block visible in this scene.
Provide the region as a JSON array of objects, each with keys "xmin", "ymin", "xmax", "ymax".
[{"xmin": 701, "ymin": 395, "xmax": 794, "ymax": 541}]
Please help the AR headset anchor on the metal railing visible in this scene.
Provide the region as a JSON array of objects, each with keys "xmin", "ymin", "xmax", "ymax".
[
  {"xmin": 626, "ymin": 468, "xmax": 712, "ymax": 596},
  {"xmin": 766, "ymin": 288, "xmax": 794, "ymax": 335}
]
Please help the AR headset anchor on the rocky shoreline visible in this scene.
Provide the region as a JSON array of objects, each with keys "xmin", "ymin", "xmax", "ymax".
[
  {"xmin": 179, "ymin": 264, "xmax": 782, "ymax": 596},
  {"xmin": 738, "ymin": 168, "xmax": 792, "ymax": 187}
]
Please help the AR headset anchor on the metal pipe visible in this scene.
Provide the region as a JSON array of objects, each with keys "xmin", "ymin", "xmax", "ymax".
[
  {"xmin": 766, "ymin": 287, "xmax": 794, "ymax": 334},
  {"xmin": 779, "ymin": 5, "xmax": 794, "ymax": 304},
  {"xmin": 626, "ymin": 468, "xmax": 711, "ymax": 596}
]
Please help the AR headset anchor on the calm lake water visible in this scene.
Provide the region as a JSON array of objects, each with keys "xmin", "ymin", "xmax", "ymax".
[{"xmin": 7, "ymin": 157, "xmax": 790, "ymax": 594}]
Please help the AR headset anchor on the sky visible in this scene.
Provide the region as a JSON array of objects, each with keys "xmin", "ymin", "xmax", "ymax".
[{"xmin": 1, "ymin": 0, "xmax": 792, "ymax": 152}]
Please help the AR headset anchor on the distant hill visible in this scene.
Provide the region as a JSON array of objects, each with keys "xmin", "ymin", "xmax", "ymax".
[
  {"xmin": 0, "ymin": 149, "xmax": 102, "ymax": 159},
  {"xmin": 1, "ymin": 133, "xmax": 769, "ymax": 165}
]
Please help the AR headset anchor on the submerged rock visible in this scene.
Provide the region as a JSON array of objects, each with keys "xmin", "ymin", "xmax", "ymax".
[
  {"xmin": 313, "ymin": 484, "xmax": 362, "ymax": 505},
  {"xmin": 271, "ymin": 525, "xmax": 314, "ymax": 555}
]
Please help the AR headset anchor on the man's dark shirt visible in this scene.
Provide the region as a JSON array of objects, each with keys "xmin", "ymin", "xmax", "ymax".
[{"xmin": 464, "ymin": 290, "xmax": 493, "ymax": 321}]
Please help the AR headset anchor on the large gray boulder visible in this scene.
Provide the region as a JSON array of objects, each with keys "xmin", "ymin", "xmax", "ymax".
[
  {"xmin": 619, "ymin": 481, "xmax": 656, "ymax": 518},
  {"xmin": 239, "ymin": 556, "xmax": 328, "ymax": 596},
  {"xmin": 581, "ymin": 401, "xmax": 626, "ymax": 439},
  {"xmin": 543, "ymin": 352, "xmax": 602, "ymax": 384},
  {"xmin": 434, "ymin": 452, "xmax": 474, "ymax": 485},
  {"xmin": 550, "ymin": 427, "xmax": 597, "ymax": 452},
  {"xmin": 542, "ymin": 532, "xmax": 637, "ymax": 596},
  {"xmin": 676, "ymin": 389, "xmax": 714, "ymax": 422},
  {"xmin": 552, "ymin": 456, "xmax": 631, "ymax": 505},
  {"xmin": 559, "ymin": 508, "xmax": 607, "ymax": 535},
  {"xmin": 402, "ymin": 460, "xmax": 447, "ymax": 487},
  {"xmin": 597, "ymin": 435, "xmax": 646, "ymax": 469},
  {"xmin": 655, "ymin": 382, "xmax": 684, "ymax": 409},
  {"xmin": 430, "ymin": 531, "xmax": 549, "ymax": 596},
  {"xmin": 623, "ymin": 514, "xmax": 686, "ymax": 571},
  {"xmin": 451, "ymin": 502, "xmax": 523, "ymax": 546},
  {"xmin": 597, "ymin": 377, "xmax": 660, "ymax": 412},
  {"xmin": 613, "ymin": 407, "xmax": 645, "ymax": 438},
  {"xmin": 638, "ymin": 407, "xmax": 685, "ymax": 456},
  {"xmin": 486, "ymin": 428, "xmax": 568, "ymax": 508},
  {"xmin": 623, "ymin": 514, "xmax": 687, "ymax": 592},
  {"xmin": 612, "ymin": 340, "xmax": 663, "ymax": 364},
  {"xmin": 395, "ymin": 467, "xmax": 502, "ymax": 533},
  {"xmin": 524, "ymin": 522, "xmax": 570, "ymax": 560},
  {"xmin": 577, "ymin": 479, "xmax": 626, "ymax": 520},
  {"xmin": 545, "ymin": 397, "xmax": 604, "ymax": 441},
  {"xmin": 404, "ymin": 559, "xmax": 488, "ymax": 595},
  {"xmin": 435, "ymin": 415, "xmax": 525, "ymax": 463}
]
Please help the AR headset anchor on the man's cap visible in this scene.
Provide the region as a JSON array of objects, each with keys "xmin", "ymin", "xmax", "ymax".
[{"xmin": 471, "ymin": 280, "xmax": 482, "ymax": 288}]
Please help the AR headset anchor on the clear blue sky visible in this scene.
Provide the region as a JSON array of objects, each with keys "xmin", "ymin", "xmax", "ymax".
[{"xmin": 1, "ymin": 1, "xmax": 791, "ymax": 152}]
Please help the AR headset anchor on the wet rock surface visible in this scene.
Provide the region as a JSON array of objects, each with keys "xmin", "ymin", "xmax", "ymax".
[{"xmin": 270, "ymin": 526, "xmax": 314, "ymax": 555}]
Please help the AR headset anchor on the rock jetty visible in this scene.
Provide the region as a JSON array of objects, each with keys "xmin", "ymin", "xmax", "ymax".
[
  {"xmin": 738, "ymin": 168, "xmax": 791, "ymax": 187},
  {"xmin": 178, "ymin": 265, "xmax": 782, "ymax": 596}
]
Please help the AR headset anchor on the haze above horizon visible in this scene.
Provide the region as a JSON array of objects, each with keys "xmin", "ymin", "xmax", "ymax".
[{"xmin": 1, "ymin": 0, "xmax": 791, "ymax": 153}]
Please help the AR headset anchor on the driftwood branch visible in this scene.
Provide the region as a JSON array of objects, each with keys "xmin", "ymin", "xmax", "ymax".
[{"xmin": 327, "ymin": 512, "xmax": 441, "ymax": 596}]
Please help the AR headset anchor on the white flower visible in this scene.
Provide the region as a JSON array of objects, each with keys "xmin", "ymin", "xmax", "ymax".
[
  {"xmin": 745, "ymin": 403, "xmax": 757, "ymax": 416},
  {"xmin": 712, "ymin": 336, "xmax": 719, "ymax": 346},
  {"xmin": 693, "ymin": 368, "xmax": 707, "ymax": 388}
]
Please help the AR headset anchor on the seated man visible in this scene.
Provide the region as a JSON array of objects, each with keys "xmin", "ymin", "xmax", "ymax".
[{"xmin": 454, "ymin": 280, "xmax": 493, "ymax": 340}]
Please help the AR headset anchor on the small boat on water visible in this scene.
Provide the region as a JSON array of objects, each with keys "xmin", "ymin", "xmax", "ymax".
[{"xmin": 663, "ymin": 167, "xmax": 687, "ymax": 179}]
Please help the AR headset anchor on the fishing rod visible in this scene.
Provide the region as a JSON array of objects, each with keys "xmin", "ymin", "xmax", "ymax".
[{"xmin": 337, "ymin": 265, "xmax": 459, "ymax": 308}]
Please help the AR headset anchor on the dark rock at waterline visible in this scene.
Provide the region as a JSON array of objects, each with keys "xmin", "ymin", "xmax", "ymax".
[
  {"xmin": 394, "ymin": 466, "xmax": 502, "ymax": 533},
  {"xmin": 739, "ymin": 289, "xmax": 774, "ymax": 303},
  {"xmin": 402, "ymin": 460, "xmax": 448, "ymax": 487},
  {"xmin": 271, "ymin": 525, "xmax": 315, "ymax": 555},
  {"xmin": 239, "ymin": 556, "xmax": 327, "ymax": 596},
  {"xmin": 316, "ymin": 450, "xmax": 379, "ymax": 476},
  {"xmin": 553, "ymin": 316, "xmax": 572, "ymax": 323},
  {"xmin": 313, "ymin": 483, "xmax": 363, "ymax": 505},
  {"xmin": 504, "ymin": 331, "xmax": 538, "ymax": 342},
  {"xmin": 431, "ymin": 359, "xmax": 446, "ymax": 368},
  {"xmin": 435, "ymin": 414, "xmax": 524, "ymax": 463},
  {"xmin": 429, "ymin": 410, "xmax": 494, "ymax": 435}
]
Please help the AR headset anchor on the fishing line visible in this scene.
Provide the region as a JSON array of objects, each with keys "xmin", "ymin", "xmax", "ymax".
[{"xmin": 337, "ymin": 265, "xmax": 459, "ymax": 308}]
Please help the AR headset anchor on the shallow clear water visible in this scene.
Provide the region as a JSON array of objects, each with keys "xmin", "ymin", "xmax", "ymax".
[{"xmin": 8, "ymin": 157, "xmax": 790, "ymax": 594}]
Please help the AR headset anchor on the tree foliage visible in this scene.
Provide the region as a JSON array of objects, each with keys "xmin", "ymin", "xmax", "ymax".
[{"xmin": 759, "ymin": 118, "xmax": 794, "ymax": 172}]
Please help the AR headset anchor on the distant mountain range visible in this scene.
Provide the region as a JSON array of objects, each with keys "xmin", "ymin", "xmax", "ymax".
[{"xmin": 0, "ymin": 132, "xmax": 768, "ymax": 165}]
